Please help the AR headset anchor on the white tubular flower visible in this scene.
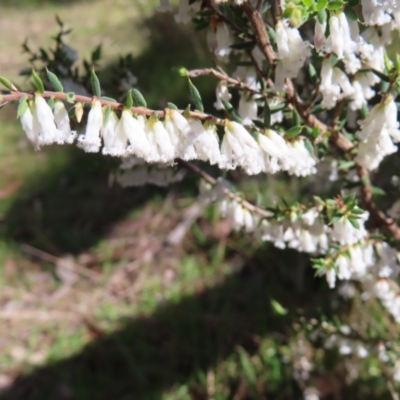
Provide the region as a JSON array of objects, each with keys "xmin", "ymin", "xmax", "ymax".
[
  {"xmin": 20, "ymin": 106, "xmax": 39, "ymax": 150},
  {"xmin": 157, "ymin": 0, "xmax": 172, "ymax": 12},
  {"xmin": 336, "ymin": 254, "xmax": 352, "ymax": 280},
  {"xmin": 285, "ymin": 140, "xmax": 317, "ymax": 176},
  {"xmin": 78, "ymin": 99, "xmax": 102, "ymax": 152},
  {"xmin": 106, "ymin": 112, "xmax": 129, "ymax": 157},
  {"xmin": 220, "ymin": 121, "xmax": 265, "ymax": 175},
  {"xmin": 214, "ymin": 81, "xmax": 232, "ymax": 110},
  {"xmin": 350, "ymin": 73, "xmax": 375, "ymax": 110},
  {"xmin": 238, "ymin": 94, "xmax": 258, "ymax": 124},
  {"xmin": 275, "ymin": 20, "xmax": 310, "ymax": 89},
  {"xmin": 191, "ymin": 121, "xmax": 221, "ymax": 165},
  {"xmin": 329, "ymin": 15, "xmax": 344, "ymax": 59},
  {"xmin": 53, "ymin": 100, "xmax": 76, "ymax": 144},
  {"xmin": 320, "ymin": 59, "xmax": 340, "ymax": 109},
  {"xmin": 215, "ymin": 22, "xmax": 231, "ymax": 61},
  {"xmin": 101, "ymin": 112, "xmax": 119, "ymax": 155},
  {"xmin": 151, "ymin": 118, "xmax": 175, "ymax": 163},
  {"xmin": 234, "ymin": 65, "xmax": 259, "ymax": 90},
  {"xmin": 331, "ymin": 213, "xmax": 368, "ymax": 245},
  {"xmin": 33, "ymin": 94, "xmax": 62, "ymax": 146},
  {"xmin": 258, "ymin": 129, "xmax": 287, "ymax": 174},
  {"xmin": 356, "ymin": 98, "xmax": 400, "ymax": 170},
  {"xmin": 121, "ymin": 112, "xmax": 150, "ymax": 159},
  {"xmin": 314, "ymin": 19, "xmax": 326, "ymax": 51},
  {"xmin": 361, "ymin": 0, "xmax": 394, "ymax": 25},
  {"xmin": 168, "ymin": 110, "xmax": 198, "ymax": 160},
  {"xmin": 326, "ymin": 268, "xmax": 336, "ymax": 289}
]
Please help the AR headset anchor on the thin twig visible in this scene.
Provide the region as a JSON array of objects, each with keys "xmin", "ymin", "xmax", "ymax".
[
  {"xmin": 182, "ymin": 160, "xmax": 273, "ymax": 219},
  {"xmin": 1, "ymin": 91, "xmax": 226, "ymax": 125},
  {"xmin": 21, "ymin": 244, "xmax": 101, "ymax": 281}
]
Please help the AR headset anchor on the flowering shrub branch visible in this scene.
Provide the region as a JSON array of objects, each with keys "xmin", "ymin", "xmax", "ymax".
[{"xmin": 2, "ymin": 0, "xmax": 400, "ymax": 389}]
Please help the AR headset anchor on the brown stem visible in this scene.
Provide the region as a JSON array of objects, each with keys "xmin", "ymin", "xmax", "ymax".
[
  {"xmin": 0, "ymin": 91, "xmax": 225, "ymax": 125},
  {"xmin": 356, "ymin": 164, "xmax": 400, "ymax": 240}
]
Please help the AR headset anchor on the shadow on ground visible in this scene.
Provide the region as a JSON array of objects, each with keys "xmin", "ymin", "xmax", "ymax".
[{"xmin": 0, "ymin": 246, "xmax": 332, "ymax": 400}]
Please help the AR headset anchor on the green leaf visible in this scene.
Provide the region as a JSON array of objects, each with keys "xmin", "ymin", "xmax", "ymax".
[
  {"xmin": 17, "ymin": 95, "xmax": 28, "ymax": 117},
  {"xmin": 221, "ymin": 99, "xmax": 242, "ymax": 123},
  {"xmin": 103, "ymin": 106, "xmax": 112, "ymax": 127},
  {"xmin": 66, "ymin": 92, "xmax": 75, "ymax": 104},
  {"xmin": 263, "ymin": 100, "xmax": 270, "ymax": 128},
  {"xmin": 317, "ymin": 8, "xmax": 327, "ymax": 24},
  {"xmin": 188, "ymin": 79, "xmax": 204, "ymax": 112},
  {"xmin": 125, "ymin": 89, "xmax": 133, "ymax": 109},
  {"xmin": 371, "ymin": 186, "xmax": 386, "ymax": 196},
  {"xmin": 316, "ymin": 0, "xmax": 328, "ymax": 12},
  {"xmin": 48, "ymin": 97, "xmax": 55, "ymax": 110},
  {"xmin": 344, "ymin": 7, "xmax": 358, "ymax": 21},
  {"xmin": 292, "ymin": 110, "xmax": 301, "ymax": 126},
  {"xmin": 32, "ymin": 70, "xmax": 44, "ymax": 94},
  {"xmin": 46, "ymin": 69, "xmax": 63, "ymax": 92},
  {"xmin": 270, "ymin": 103, "xmax": 286, "ymax": 113},
  {"xmin": 369, "ymin": 68, "xmax": 390, "ymax": 82},
  {"xmin": 338, "ymin": 160, "xmax": 355, "ymax": 170},
  {"xmin": 167, "ymin": 102, "xmax": 178, "ymax": 109},
  {"xmin": 304, "ymin": 138, "xmax": 314, "ymax": 156},
  {"xmin": 91, "ymin": 69, "xmax": 101, "ymax": 97},
  {"xmin": 0, "ymin": 76, "xmax": 14, "ymax": 91},
  {"xmin": 237, "ymin": 348, "xmax": 257, "ymax": 385},
  {"xmin": 271, "ymin": 299, "xmax": 288, "ymax": 316},
  {"xmin": 327, "ymin": 0, "xmax": 344, "ymax": 11},
  {"xmin": 100, "ymin": 96, "xmax": 117, "ymax": 103},
  {"xmin": 303, "ymin": 0, "xmax": 314, "ymax": 7},
  {"xmin": 229, "ymin": 40, "xmax": 256, "ymax": 50},
  {"xmin": 348, "ymin": 217, "xmax": 360, "ymax": 229},
  {"xmin": 284, "ymin": 125, "xmax": 303, "ymax": 139},
  {"xmin": 132, "ymin": 88, "xmax": 147, "ymax": 108}
]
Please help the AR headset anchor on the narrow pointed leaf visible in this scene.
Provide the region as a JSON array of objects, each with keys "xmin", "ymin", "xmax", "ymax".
[
  {"xmin": 284, "ymin": 125, "xmax": 303, "ymax": 139},
  {"xmin": 221, "ymin": 99, "xmax": 242, "ymax": 123},
  {"xmin": 17, "ymin": 95, "xmax": 28, "ymax": 117},
  {"xmin": 91, "ymin": 69, "xmax": 101, "ymax": 97},
  {"xmin": 132, "ymin": 88, "xmax": 147, "ymax": 107},
  {"xmin": 0, "ymin": 76, "xmax": 14, "ymax": 91},
  {"xmin": 188, "ymin": 79, "xmax": 204, "ymax": 112},
  {"xmin": 32, "ymin": 70, "xmax": 44, "ymax": 93},
  {"xmin": 167, "ymin": 102, "xmax": 178, "ymax": 109},
  {"xmin": 263, "ymin": 100, "xmax": 270, "ymax": 128},
  {"xmin": 125, "ymin": 89, "xmax": 133, "ymax": 109},
  {"xmin": 46, "ymin": 69, "xmax": 63, "ymax": 92}
]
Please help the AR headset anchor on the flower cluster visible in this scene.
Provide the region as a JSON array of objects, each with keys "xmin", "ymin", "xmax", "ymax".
[{"xmin": 19, "ymin": 95, "xmax": 318, "ymax": 178}]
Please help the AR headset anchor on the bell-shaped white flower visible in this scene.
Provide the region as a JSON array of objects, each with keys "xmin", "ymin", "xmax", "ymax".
[
  {"xmin": 175, "ymin": 0, "xmax": 200, "ymax": 24},
  {"xmin": 275, "ymin": 19, "xmax": 310, "ymax": 89},
  {"xmin": 314, "ymin": 19, "xmax": 326, "ymax": 51},
  {"xmin": 78, "ymin": 99, "xmax": 103, "ymax": 152},
  {"xmin": 192, "ymin": 121, "xmax": 221, "ymax": 165},
  {"xmin": 122, "ymin": 112, "xmax": 151, "ymax": 159},
  {"xmin": 362, "ymin": 0, "xmax": 395, "ymax": 25},
  {"xmin": 238, "ymin": 94, "xmax": 258, "ymax": 125},
  {"xmin": 215, "ymin": 22, "xmax": 231, "ymax": 61},
  {"xmin": 331, "ymin": 213, "xmax": 368, "ymax": 245},
  {"xmin": 356, "ymin": 97, "xmax": 400, "ymax": 170},
  {"xmin": 53, "ymin": 100, "xmax": 76, "ymax": 144},
  {"xmin": 220, "ymin": 121, "xmax": 265, "ymax": 175},
  {"xmin": 214, "ymin": 81, "xmax": 232, "ymax": 110},
  {"xmin": 146, "ymin": 117, "xmax": 175, "ymax": 163},
  {"xmin": 101, "ymin": 112, "xmax": 119, "ymax": 155},
  {"xmin": 20, "ymin": 105, "xmax": 39, "ymax": 150},
  {"xmin": 168, "ymin": 110, "xmax": 198, "ymax": 160},
  {"xmin": 33, "ymin": 94, "xmax": 63, "ymax": 147}
]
